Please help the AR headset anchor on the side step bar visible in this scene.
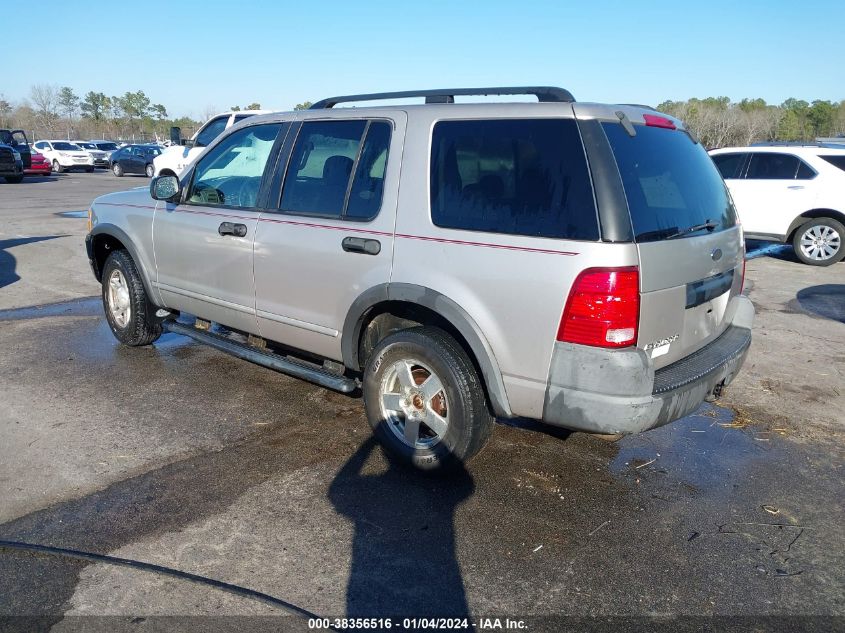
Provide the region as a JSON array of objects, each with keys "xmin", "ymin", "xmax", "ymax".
[{"xmin": 162, "ymin": 321, "xmax": 358, "ymax": 394}]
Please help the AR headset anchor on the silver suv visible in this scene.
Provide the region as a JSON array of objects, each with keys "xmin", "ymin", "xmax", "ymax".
[{"xmin": 85, "ymin": 87, "xmax": 754, "ymax": 471}]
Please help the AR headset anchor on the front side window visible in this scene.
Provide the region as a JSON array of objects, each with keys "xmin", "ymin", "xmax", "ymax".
[
  {"xmin": 194, "ymin": 116, "xmax": 230, "ymax": 148},
  {"xmin": 711, "ymin": 153, "xmax": 746, "ymax": 179},
  {"xmin": 430, "ymin": 119, "xmax": 598, "ymax": 240},
  {"xmin": 280, "ymin": 120, "xmax": 391, "ymax": 220},
  {"xmin": 188, "ymin": 123, "xmax": 281, "ymax": 208},
  {"xmin": 745, "ymin": 153, "xmax": 799, "ymax": 179}
]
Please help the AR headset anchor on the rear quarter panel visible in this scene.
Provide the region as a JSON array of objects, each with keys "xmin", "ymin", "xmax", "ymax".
[{"xmin": 392, "ymin": 105, "xmax": 639, "ymax": 419}]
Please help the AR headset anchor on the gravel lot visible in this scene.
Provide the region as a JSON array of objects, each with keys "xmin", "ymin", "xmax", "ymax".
[{"xmin": 0, "ymin": 173, "xmax": 842, "ymax": 632}]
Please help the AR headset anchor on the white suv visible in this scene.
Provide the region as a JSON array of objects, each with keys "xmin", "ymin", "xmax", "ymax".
[
  {"xmin": 710, "ymin": 145, "xmax": 845, "ymax": 265},
  {"xmin": 153, "ymin": 110, "xmax": 272, "ymax": 177},
  {"xmin": 32, "ymin": 140, "xmax": 95, "ymax": 173}
]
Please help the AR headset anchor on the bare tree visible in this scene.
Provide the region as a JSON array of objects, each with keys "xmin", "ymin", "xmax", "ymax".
[
  {"xmin": 201, "ymin": 104, "xmax": 219, "ymax": 121},
  {"xmin": 30, "ymin": 84, "xmax": 60, "ymax": 136},
  {"xmin": 0, "ymin": 95, "xmax": 12, "ymax": 128}
]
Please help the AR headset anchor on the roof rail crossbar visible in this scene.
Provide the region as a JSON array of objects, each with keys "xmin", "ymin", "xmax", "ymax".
[{"xmin": 310, "ymin": 86, "xmax": 575, "ymax": 109}]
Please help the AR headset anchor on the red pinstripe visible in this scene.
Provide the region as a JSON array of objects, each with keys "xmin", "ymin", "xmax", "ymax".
[{"xmin": 96, "ymin": 202, "xmax": 580, "ymax": 256}]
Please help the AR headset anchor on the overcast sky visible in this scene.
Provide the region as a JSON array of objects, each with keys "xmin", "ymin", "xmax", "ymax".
[{"xmin": 6, "ymin": 0, "xmax": 844, "ymax": 118}]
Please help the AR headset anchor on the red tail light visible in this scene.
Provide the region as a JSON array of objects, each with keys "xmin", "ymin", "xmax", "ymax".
[
  {"xmin": 557, "ymin": 267, "xmax": 640, "ymax": 348},
  {"xmin": 643, "ymin": 114, "xmax": 676, "ymax": 130}
]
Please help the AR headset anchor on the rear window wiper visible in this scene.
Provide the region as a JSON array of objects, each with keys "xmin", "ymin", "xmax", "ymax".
[{"xmin": 665, "ymin": 220, "xmax": 718, "ymax": 240}]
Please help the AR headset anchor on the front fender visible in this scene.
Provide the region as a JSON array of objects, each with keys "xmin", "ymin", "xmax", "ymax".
[{"xmin": 87, "ymin": 223, "xmax": 161, "ymax": 306}]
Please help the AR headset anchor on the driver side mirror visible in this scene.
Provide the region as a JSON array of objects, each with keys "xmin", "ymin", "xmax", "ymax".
[{"xmin": 150, "ymin": 175, "xmax": 181, "ymax": 202}]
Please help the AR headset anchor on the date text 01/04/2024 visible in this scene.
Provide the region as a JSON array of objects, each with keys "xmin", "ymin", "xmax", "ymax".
[{"xmin": 307, "ymin": 617, "xmax": 527, "ymax": 630}]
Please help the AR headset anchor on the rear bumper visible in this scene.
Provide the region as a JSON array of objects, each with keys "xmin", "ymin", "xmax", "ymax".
[{"xmin": 542, "ymin": 295, "xmax": 754, "ymax": 434}]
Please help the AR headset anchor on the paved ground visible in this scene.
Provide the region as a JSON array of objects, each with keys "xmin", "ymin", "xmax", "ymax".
[{"xmin": 0, "ymin": 173, "xmax": 843, "ymax": 632}]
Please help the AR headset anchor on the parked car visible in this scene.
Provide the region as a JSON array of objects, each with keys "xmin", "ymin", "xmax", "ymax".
[
  {"xmin": 24, "ymin": 151, "xmax": 51, "ymax": 176},
  {"xmin": 86, "ymin": 86, "xmax": 754, "ymax": 472},
  {"xmin": 74, "ymin": 141, "xmax": 111, "ymax": 168},
  {"xmin": 0, "ymin": 129, "xmax": 31, "ymax": 174},
  {"xmin": 154, "ymin": 109, "xmax": 271, "ymax": 177},
  {"xmin": 0, "ymin": 142, "xmax": 24, "ymax": 183},
  {"xmin": 32, "ymin": 140, "xmax": 94, "ymax": 173},
  {"xmin": 109, "ymin": 144, "xmax": 162, "ymax": 177},
  {"xmin": 710, "ymin": 145, "xmax": 845, "ymax": 265}
]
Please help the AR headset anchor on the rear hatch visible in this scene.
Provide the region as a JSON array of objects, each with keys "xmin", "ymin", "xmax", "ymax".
[{"xmin": 595, "ymin": 110, "xmax": 743, "ymax": 369}]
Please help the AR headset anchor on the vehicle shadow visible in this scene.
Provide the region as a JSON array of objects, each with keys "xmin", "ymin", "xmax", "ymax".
[
  {"xmin": 10, "ymin": 176, "xmax": 57, "ymax": 184},
  {"xmin": 328, "ymin": 438, "xmax": 475, "ymax": 622},
  {"xmin": 796, "ymin": 284, "xmax": 845, "ymax": 323},
  {"xmin": 0, "ymin": 236, "xmax": 66, "ymax": 289}
]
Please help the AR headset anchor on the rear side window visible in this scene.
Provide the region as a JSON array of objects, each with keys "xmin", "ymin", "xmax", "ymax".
[
  {"xmin": 820, "ymin": 155, "xmax": 845, "ymax": 172},
  {"xmin": 746, "ymin": 153, "xmax": 799, "ymax": 179},
  {"xmin": 430, "ymin": 119, "xmax": 598, "ymax": 240},
  {"xmin": 280, "ymin": 120, "xmax": 391, "ymax": 220},
  {"xmin": 603, "ymin": 123, "xmax": 736, "ymax": 242},
  {"xmin": 795, "ymin": 159, "xmax": 815, "ymax": 179},
  {"xmin": 711, "ymin": 153, "xmax": 746, "ymax": 179}
]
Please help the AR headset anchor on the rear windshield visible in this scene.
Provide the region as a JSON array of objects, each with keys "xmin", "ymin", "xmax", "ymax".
[
  {"xmin": 603, "ymin": 123, "xmax": 737, "ymax": 242},
  {"xmin": 821, "ymin": 155, "xmax": 845, "ymax": 172}
]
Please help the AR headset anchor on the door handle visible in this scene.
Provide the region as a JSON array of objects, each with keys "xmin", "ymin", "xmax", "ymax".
[
  {"xmin": 342, "ymin": 236, "xmax": 381, "ymax": 255},
  {"xmin": 218, "ymin": 222, "xmax": 248, "ymax": 237},
  {"xmin": 787, "ymin": 185, "xmax": 805, "ymax": 190}
]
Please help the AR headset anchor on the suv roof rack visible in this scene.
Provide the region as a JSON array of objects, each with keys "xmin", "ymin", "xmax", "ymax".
[{"xmin": 310, "ymin": 86, "xmax": 575, "ymax": 109}]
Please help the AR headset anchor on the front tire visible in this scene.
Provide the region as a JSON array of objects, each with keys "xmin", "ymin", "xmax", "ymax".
[
  {"xmin": 101, "ymin": 250, "xmax": 162, "ymax": 346},
  {"xmin": 112, "ymin": 162, "xmax": 124, "ymax": 177},
  {"xmin": 793, "ymin": 218, "xmax": 844, "ymax": 266},
  {"xmin": 4, "ymin": 175, "xmax": 23, "ymax": 183},
  {"xmin": 53, "ymin": 160, "xmax": 64, "ymax": 174},
  {"xmin": 363, "ymin": 327, "xmax": 495, "ymax": 472},
  {"xmin": 85, "ymin": 166, "xmax": 94, "ymax": 173}
]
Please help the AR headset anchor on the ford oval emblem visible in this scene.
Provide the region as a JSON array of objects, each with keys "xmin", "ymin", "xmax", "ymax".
[{"xmin": 711, "ymin": 248, "xmax": 723, "ymax": 261}]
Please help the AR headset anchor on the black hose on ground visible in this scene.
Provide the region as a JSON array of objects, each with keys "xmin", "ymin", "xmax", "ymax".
[{"xmin": 0, "ymin": 539, "xmax": 336, "ymax": 628}]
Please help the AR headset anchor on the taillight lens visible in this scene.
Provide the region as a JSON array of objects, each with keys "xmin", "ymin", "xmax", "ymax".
[{"xmin": 557, "ymin": 267, "xmax": 640, "ymax": 348}]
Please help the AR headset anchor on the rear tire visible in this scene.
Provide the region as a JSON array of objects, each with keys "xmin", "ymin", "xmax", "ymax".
[
  {"xmin": 53, "ymin": 160, "xmax": 64, "ymax": 174},
  {"xmin": 4, "ymin": 175, "xmax": 23, "ymax": 183},
  {"xmin": 112, "ymin": 163, "xmax": 124, "ymax": 177},
  {"xmin": 145, "ymin": 163, "xmax": 154, "ymax": 178},
  {"xmin": 363, "ymin": 326, "xmax": 495, "ymax": 472},
  {"xmin": 792, "ymin": 218, "xmax": 844, "ymax": 266},
  {"xmin": 101, "ymin": 250, "xmax": 162, "ymax": 346}
]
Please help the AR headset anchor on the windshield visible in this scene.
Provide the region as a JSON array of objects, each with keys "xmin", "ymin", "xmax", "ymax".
[
  {"xmin": 54, "ymin": 142, "xmax": 82, "ymax": 151},
  {"xmin": 77, "ymin": 142, "xmax": 97, "ymax": 149},
  {"xmin": 96, "ymin": 142, "xmax": 118, "ymax": 151},
  {"xmin": 603, "ymin": 123, "xmax": 737, "ymax": 242}
]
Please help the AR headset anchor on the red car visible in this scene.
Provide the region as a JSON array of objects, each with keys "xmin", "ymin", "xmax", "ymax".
[{"xmin": 25, "ymin": 151, "xmax": 52, "ymax": 176}]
